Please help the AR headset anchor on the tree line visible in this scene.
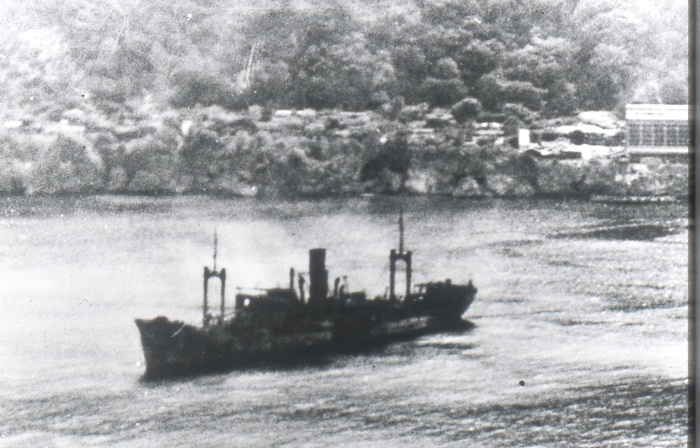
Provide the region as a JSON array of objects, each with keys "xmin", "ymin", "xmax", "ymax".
[
  {"xmin": 3, "ymin": 0, "xmax": 687, "ymax": 122},
  {"xmin": 0, "ymin": 0, "xmax": 688, "ymax": 197}
]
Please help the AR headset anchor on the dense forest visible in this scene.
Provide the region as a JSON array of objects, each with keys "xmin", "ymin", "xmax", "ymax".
[{"xmin": 0, "ymin": 0, "xmax": 689, "ymax": 196}]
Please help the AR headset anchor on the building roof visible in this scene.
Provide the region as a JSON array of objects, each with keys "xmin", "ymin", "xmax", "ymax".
[
  {"xmin": 625, "ymin": 104, "xmax": 689, "ymax": 121},
  {"xmin": 628, "ymin": 147, "xmax": 689, "ymax": 155}
]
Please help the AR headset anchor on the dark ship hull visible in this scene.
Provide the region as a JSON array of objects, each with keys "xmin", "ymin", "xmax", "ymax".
[
  {"xmin": 136, "ymin": 285, "xmax": 475, "ymax": 379},
  {"xmin": 135, "ymin": 215, "xmax": 477, "ymax": 379}
]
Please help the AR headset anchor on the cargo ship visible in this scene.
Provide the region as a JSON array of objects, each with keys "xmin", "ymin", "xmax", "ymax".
[{"xmin": 135, "ymin": 213, "xmax": 477, "ymax": 379}]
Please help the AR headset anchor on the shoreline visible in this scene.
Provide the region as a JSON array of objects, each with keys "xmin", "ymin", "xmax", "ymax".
[
  {"xmin": 0, "ymin": 190, "xmax": 687, "ymax": 203},
  {"xmin": 1, "ymin": 106, "xmax": 688, "ymax": 200}
]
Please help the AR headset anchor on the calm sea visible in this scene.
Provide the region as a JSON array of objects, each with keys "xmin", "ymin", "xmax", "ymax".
[{"xmin": 0, "ymin": 195, "xmax": 688, "ymax": 447}]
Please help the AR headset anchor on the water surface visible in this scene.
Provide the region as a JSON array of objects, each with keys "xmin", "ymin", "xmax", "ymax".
[{"xmin": 0, "ymin": 195, "xmax": 688, "ymax": 447}]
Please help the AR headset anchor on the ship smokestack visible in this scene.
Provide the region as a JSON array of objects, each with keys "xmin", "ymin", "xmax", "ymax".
[{"xmin": 309, "ymin": 248, "xmax": 328, "ymax": 304}]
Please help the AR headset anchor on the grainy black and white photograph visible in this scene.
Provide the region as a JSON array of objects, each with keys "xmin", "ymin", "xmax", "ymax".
[{"xmin": 0, "ymin": 0, "xmax": 691, "ymax": 446}]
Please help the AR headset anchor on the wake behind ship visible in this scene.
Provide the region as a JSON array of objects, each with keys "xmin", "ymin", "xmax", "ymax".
[{"xmin": 135, "ymin": 213, "xmax": 477, "ymax": 379}]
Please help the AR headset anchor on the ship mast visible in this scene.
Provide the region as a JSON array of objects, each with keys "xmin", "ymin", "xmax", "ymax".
[
  {"xmin": 213, "ymin": 229, "xmax": 218, "ymax": 271},
  {"xmin": 398, "ymin": 209, "xmax": 404, "ymax": 254},
  {"xmin": 203, "ymin": 230, "xmax": 226, "ymax": 326},
  {"xmin": 389, "ymin": 209, "xmax": 412, "ymax": 300}
]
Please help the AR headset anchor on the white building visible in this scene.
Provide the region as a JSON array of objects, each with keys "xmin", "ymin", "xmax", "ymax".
[{"xmin": 625, "ymin": 104, "xmax": 691, "ymax": 162}]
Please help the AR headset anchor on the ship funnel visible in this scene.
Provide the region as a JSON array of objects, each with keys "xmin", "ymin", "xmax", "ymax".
[{"xmin": 309, "ymin": 248, "xmax": 328, "ymax": 304}]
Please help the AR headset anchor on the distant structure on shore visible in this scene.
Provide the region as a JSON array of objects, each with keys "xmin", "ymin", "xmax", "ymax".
[{"xmin": 625, "ymin": 104, "xmax": 691, "ymax": 163}]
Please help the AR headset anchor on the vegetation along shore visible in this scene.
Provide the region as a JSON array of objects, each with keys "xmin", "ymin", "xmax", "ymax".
[{"xmin": 0, "ymin": 0, "xmax": 688, "ymax": 199}]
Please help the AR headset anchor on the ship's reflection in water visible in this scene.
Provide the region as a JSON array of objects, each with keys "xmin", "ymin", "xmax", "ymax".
[{"xmin": 0, "ymin": 195, "xmax": 688, "ymax": 447}]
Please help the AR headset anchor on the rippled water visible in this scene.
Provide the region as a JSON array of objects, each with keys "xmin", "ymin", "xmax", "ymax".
[{"xmin": 0, "ymin": 195, "xmax": 688, "ymax": 447}]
